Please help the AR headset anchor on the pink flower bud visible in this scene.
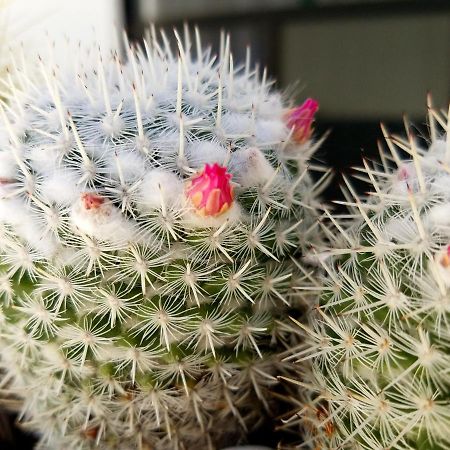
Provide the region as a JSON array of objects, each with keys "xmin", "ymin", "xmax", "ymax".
[
  {"xmin": 185, "ymin": 163, "xmax": 234, "ymax": 217},
  {"xmin": 81, "ymin": 192, "xmax": 106, "ymax": 210},
  {"xmin": 397, "ymin": 164, "xmax": 415, "ymax": 181},
  {"xmin": 439, "ymin": 244, "xmax": 450, "ymax": 268},
  {"xmin": 435, "ymin": 244, "xmax": 450, "ymax": 287},
  {"xmin": 286, "ymin": 98, "xmax": 319, "ymax": 144}
]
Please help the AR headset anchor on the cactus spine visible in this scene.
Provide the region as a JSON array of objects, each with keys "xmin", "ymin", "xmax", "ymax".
[
  {"xmin": 0, "ymin": 29, "xmax": 326, "ymax": 449},
  {"xmin": 292, "ymin": 100, "xmax": 450, "ymax": 450}
]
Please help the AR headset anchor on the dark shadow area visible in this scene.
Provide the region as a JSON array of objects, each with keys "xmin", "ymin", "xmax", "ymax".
[
  {"xmin": 314, "ymin": 119, "xmax": 408, "ymax": 206},
  {"xmin": 0, "ymin": 413, "xmax": 36, "ymax": 450}
]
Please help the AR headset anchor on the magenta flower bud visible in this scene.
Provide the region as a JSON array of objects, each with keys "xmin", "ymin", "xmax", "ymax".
[
  {"xmin": 81, "ymin": 192, "xmax": 106, "ymax": 210},
  {"xmin": 185, "ymin": 163, "xmax": 234, "ymax": 217},
  {"xmin": 286, "ymin": 98, "xmax": 319, "ymax": 144}
]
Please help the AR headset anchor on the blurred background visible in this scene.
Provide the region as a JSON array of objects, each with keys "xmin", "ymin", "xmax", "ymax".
[{"xmin": 1, "ymin": 0, "xmax": 449, "ymax": 448}]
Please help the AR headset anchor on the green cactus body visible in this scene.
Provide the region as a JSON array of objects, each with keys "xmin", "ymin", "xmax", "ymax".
[
  {"xmin": 0, "ymin": 30, "xmax": 325, "ymax": 449},
  {"xmin": 294, "ymin": 102, "xmax": 450, "ymax": 450}
]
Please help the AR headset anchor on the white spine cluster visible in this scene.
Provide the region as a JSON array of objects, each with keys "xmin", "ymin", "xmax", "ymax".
[
  {"xmin": 289, "ymin": 99, "xmax": 450, "ymax": 450},
  {"xmin": 0, "ymin": 28, "xmax": 326, "ymax": 449}
]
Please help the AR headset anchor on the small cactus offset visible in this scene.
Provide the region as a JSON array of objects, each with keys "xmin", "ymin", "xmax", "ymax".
[
  {"xmin": 0, "ymin": 29, "xmax": 326, "ymax": 450},
  {"xmin": 292, "ymin": 100, "xmax": 450, "ymax": 449}
]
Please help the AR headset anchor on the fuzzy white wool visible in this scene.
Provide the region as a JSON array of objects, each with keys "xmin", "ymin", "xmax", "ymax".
[
  {"xmin": 428, "ymin": 139, "xmax": 447, "ymax": 158},
  {"xmin": 79, "ymin": 141, "xmax": 110, "ymax": 160},
  {"xmin": 105, "ymin": 150, "xmax": 147, "ymax": 182},
  {"xmin": 182, "ymin": 201, "xmax": 242, "ymax": 229},
  {"xmin": 151, "ymin": 85, "xmax": 176, "ymax": 106},
  {"xmin": 0, "ymin": 195, "xmax": 59, "ymax": 257},
  {"xmin": 101, "ymin": 114, "xmax": 126, "ymax": 139},
  {"xmin": 51, "ymin": 245, "xmax": 78, "ymax": 269},
  {"xmin": 54, "ymin": 135, "xmax": 76, "ymax": 157},
  {"xmin": 256, "ymin": 96, "xmax": 284, "ymax": 118},
  {"xmin": 430, "ymin": 173, "xmax": 450, "ymax": 200},
  {"xmin": 220, "ymin": 113, "xmax": 253, "ymax": 137},
  {"xmin": 39, "ymin": 169, "xmax": 81, "ymax": 206},
  {"xmin": 382, "ymin": 216, "xmax": 419, "ymax": 244},
  {"xmin": 184, "ymin": 90, "xmax": 213, "ymax": 110},
  {"xmin": 420, "ymin": 155, "xmax": 441, "ymax": 176},
  {"xmin": 150, "ymin": 133, "xmax": 183, "ymax": 170},
  {"xmin": 0, "ymin": 194, "xmax": 31, "ymax": 225},
  {"xmin": 9, "ymin": 116, "xmax": 28, "ymax": 139},
  {"xmin": 186, "ymin": 141, "xmax": 227, "ymax": 168},
  {"xmin": 44, "ymin": 108, "xmax": 64, "ymax": 132},
  {"xmin": 254, "ymin": 119, "xmax": 287, "ymax": 145},
  {"xmin": 71, "ymin": 196, "xmax": 137, "ymax": 245},
  {"xmin": 426, "ymin": 203, "xmax": 450, "ymax": 234},
  {"xmin": 229, "ymin": 147, "xmax": 276, "ymax": 188},
  {"xmin": 15, "ymin": 222, "xmax": 59, "ymax": 258},
  {"xmin": 27, "ymin": 145, "xmax": 62, "ymax": 174},
  {"xmin": 137, "ymin": 169, "xmax": 183, "ymax": 211},
  {"xmin": 0, "ymin": 151, "xmax": 18, "ymax": 179}
]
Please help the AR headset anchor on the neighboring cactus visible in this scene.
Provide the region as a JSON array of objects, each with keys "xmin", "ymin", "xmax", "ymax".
[
  {"xmin": 291, "ymin": 100, "xmax": 450, "ymax": 449},
  {"xmin": 0, "ymin": 29, "xmax": 327, "ymax": 450}
]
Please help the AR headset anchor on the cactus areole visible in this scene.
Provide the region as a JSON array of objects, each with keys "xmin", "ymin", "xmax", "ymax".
[{"xmin": 0, "ymin": 29, "xmax": 324, "ymax": 449}]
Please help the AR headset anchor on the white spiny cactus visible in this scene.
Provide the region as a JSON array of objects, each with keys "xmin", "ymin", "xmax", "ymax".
[
  {"xmin": 0, "ymin": 28, "xmax": 327, "ymax": 450},
  {"xmin": 290, "ymin": 99, "xmax": 450, "ymax": 450}
]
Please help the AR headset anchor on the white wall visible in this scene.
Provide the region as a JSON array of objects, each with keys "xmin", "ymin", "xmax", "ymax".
[{"xmin": 5, "ymin": 0, "xmax": 124, "ymax": 58}]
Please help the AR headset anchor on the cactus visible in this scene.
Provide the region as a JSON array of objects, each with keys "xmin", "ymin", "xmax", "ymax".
[
  {"xmin": 0, "ymin": 29, "xmax": 326, "ymax": 450},
  {"xmin": 291, "ymin": 100, "xmax": 450, "ymax": 449}
]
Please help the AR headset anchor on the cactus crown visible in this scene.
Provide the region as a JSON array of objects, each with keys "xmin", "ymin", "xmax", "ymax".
[
  {"xmin": 0, "ymin": 28, "xmax": 325, "ymax": 449},
  {"xmin": 293, "ymin": 100, "xmax": 450, "ymax": 450}
]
